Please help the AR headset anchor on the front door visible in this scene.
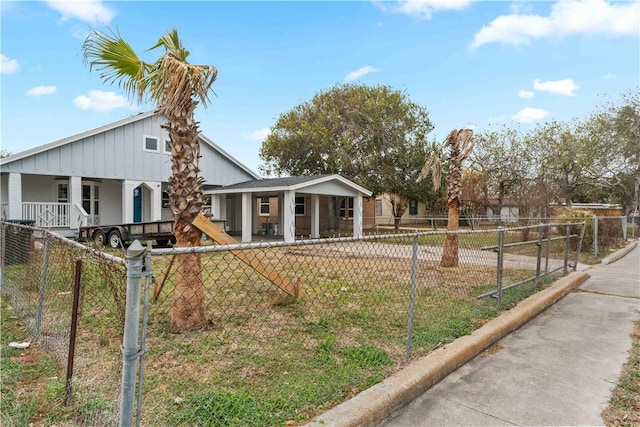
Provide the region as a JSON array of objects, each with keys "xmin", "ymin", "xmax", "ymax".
[{"xmin": 133, "ymin": 186, "xmax": 142, "ymax": 223}]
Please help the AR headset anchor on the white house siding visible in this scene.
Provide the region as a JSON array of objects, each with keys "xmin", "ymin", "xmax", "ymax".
[{"xmin": 0, "ymin": 112, "xmax": 258, "ymax": 227}]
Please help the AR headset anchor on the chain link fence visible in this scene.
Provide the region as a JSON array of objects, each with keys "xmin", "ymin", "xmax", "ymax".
[
  {"xmin": 0, "ymin": 218, "xmax": 620, "ymax": 426},
  {"xmin": 1, "ymin": 221, "xmax": 126, "ymax": 426}
]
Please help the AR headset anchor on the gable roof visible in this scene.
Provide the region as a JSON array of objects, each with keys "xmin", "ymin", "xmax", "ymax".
[
  {"xmin": 206, "ymin": 174, "xmax": 372, "ymax": 196},
  {"xmin": 0, "ymin": 111, "xmax": 259, "ymax": 179}
]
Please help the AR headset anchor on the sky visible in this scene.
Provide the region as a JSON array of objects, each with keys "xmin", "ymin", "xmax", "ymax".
[{"xmin": 1, "ymin": 0, "xmax": 639, "ymax": 174}]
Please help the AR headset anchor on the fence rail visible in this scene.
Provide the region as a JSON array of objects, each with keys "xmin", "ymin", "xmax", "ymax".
[{"xmin": 0, "ymin": 217, "xmax": 626, "ymax": 426}]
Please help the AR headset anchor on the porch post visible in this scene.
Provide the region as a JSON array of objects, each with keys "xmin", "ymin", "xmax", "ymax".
[
  {"xmin": 241, "ymin": 192, "xmax": 252, "ymax": 243},
  {"xmin": 310, "ymin": 194, "xmax": 320, "ymax": 239},
  {"xmin": 283, "ymin": 190, "xmax": 296, "ymax": 243},
  {"xmin": 69, "ymin": 176, "xmax": 82, "ymax": 228},
  {"xmin": 122, "ymin": 180, "xmax": 140, "ymax": 223},
  {"xmin": 211, "ymin": 194, "xmax": 222, "ymax": 219},
  {"xmin": 353, "ymin": 193, "xmax": 363, "ymax": 239},
  {"xmin": 8, "ymin": 173, "xmax": 22, "ymax": 219},
  {"xmin": 149, "ymin": 182, "xmax": 162, "ymax": 221}
]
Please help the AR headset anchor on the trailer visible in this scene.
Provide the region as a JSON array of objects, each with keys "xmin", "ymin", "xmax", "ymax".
[{"xmin": 79, "ymin": 220, "xmax": 176, "ymax": 248}]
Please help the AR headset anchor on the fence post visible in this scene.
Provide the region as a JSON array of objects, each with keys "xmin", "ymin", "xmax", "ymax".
[
  {"xmin": 535, "ymin": 223, "xmax": 544, "ymax": 283},
  {"xmin": 496, "ymin": 227, "xmax": 505, "ymax": 310},
  {"xmin": 622, "ymin": 216, "xmax": 627, "ymax": 241},
  {"xmin": 406, "ymin": 233, "xmax": 419, "ymax": 360},
  {"xmin": 573, "ymin": 221, "xmax": 586, "ymax": 271},
  {"xmin": 564, "ymin": 223, "xmax": 570, "ymax": 274},
  {"xmin": 64, "ymin": 259, "xmax": 83, "ymax": 406},
  {"xmin": 545, "ymin": 223, "xmax": 551, "ymax": 276},
  {"xmin": 593, "ymin": 215, "xmax": 599, "ymax": 258},
  {"xmin": 34, "ymin": 237, "xmax": 51, "ymax": 342},
  {"xmin": 119, "ymin": 240, "xmax": 145, "ymax": 427},
  {"xmin": 135, "ymin": 242, "xmax": 153, "ymax": 427}
]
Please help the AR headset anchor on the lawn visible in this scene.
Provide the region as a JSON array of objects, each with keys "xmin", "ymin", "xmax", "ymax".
[{"xmin": 1, "ymin": 236, "xmax": 561, "ymax": 426}]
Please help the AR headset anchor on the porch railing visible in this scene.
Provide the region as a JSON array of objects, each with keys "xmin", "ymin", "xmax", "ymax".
[{"xmin": 22, "ymin": 202, "xmax": 71, "ymax": 228}]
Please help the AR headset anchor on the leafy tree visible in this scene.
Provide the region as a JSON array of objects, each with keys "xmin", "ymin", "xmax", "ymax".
[
  {"xmin": 83, "ymin": 28, "xmax": 217, "ymax": 331},
  {"xmin": 259, "ymin": 84, "xmax": 434, "ymax": 203},
  {"xmin": 418, "ymin": 129, "xmax": 474, "ymax": 267},
  {"xmin": 0, "ymin": 149, "xmax": 10, "ymax": 158}
]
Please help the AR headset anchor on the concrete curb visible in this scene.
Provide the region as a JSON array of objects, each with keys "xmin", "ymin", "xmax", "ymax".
[
  {"xmin": 600, "ymin": 239, "xmax": 638, "ymax": 265},
  {"xmin": 305, "ymin": 271, "xmax": 590, "ymax": 427}
]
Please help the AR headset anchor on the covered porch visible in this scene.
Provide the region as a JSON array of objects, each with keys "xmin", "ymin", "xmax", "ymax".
[
  {"xmin": 0, "ymin": 172, "xmax": 172, "ymax": 231},
  {"xmin": 206, "ymin": 175, "xmax": 372, "ymax": 244}
]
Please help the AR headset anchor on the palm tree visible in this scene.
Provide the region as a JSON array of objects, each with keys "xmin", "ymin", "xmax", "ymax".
[
  {"xmin": 417, "ymin": 129, "xmax": 474, "ymax": 267},
  {"xmin": 83, "ymin": 28, "xmax": 217, "ymax": 331}
]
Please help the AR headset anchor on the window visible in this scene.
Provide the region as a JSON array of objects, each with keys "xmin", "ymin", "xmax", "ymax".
[
  {"xmin": 144, "ymin": 135, "xmax": 159, "ymax": 152},
  {"xmin": 375, "ymin": 199, "xmax": 382, "ymax": 216},
  {"xmin": 340, "ymin": 197, "xmax": 354, "ymax": 218},
  {"xmin": 57, "ymin": 184, "xmax": 68, "ymax": 203},
  {"xmin": 295, "ymin": 196, "xmax": 305, "ymax": 215},
  {"xmin": 260, "ymin": 197, "xmax": 270, "ymax": 215},
  {"xmin": 94, "ymin": 185, "xmax": 100, "ymax": 215},
  {"xmin": 164, "ymin": 139, "xmax": 171, "ymax": 154},
  {"xmin": 162, "ymin": 190, "xmax": 170, "ymax": 208},
  {"xmin": 82, "ymin": 184, "xmax": 91, "ymax": 213},
  {"xmin": 409, "ymin": 199, "xmax": 418, "ymax": 215}
]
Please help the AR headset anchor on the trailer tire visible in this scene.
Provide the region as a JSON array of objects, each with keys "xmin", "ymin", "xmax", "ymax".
[
  {"xmin": 108, "ymin": 230, "xmax": 123, "ymax": 249},
  {"xmin": 156, "ymin": 239, "xmax": 169, "ymax": 247},
  {"xmin": 92, "ymin": 230, "xmax": 106, "ymax": 247}
]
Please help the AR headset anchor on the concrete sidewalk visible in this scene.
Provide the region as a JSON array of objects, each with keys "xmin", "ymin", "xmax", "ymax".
[{"xmin": 307, "ymin": 241, "xmax": 639, "ymax": 427}]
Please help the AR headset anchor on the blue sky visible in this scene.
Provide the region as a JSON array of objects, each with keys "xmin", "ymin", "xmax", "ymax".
[{"xmin": 1, "ymin": 0, "xmax": 639, "ymax": 174}]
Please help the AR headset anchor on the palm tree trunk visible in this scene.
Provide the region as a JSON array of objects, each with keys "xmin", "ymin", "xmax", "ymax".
[
  {"xmin": 442, "ymin": 199, "xmax": 459, "ymax": 267},
  {"xmin": 165, "ymin": 103, "xmax": 209, "ymax": 331}
]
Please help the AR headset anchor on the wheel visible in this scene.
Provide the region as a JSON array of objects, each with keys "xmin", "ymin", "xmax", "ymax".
[
  {"xmin": 156, "ymin": 239, "xmax": 169, "ymax": 246},
  {"xmin": 92, "ymin": 230, "xmax": 106, "ymax": 247},
  {"xmin": 108, "ymin": 230, "xmax": 123, "ymax": 249}
]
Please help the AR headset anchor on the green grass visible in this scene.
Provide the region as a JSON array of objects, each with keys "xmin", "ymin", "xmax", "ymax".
[{"xmin": 0, "ymin": 296, "xmax": 71, "ymax": 426}]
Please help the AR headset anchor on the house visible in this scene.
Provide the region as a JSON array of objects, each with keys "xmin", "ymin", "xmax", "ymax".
[
  {"xmin": 374, "ymin": 194, "xmax": 431, "ymax": 227},
  {"xmin": 1, "ymin": 111, "xmax": 372, "ymax": 243},
  {"xmin": 206, "ymin": 175, "xmax": 373, "ymax": 243}
]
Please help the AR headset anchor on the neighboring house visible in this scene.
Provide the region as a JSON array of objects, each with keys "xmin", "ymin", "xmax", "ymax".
[
  {"xmin": 206, "ymin": 175, "xmax": 373, "ymax": 243},
  {"xmin": 374, "ymin": 194, "xmax": 430, "ymax": 226},
  {"xmin": 1, "ymin": 112, "xmax": 373, "ymax": 243},
  {"xmin": 485, "ymin": 199, "xmax": 520, "ymax": 223}
]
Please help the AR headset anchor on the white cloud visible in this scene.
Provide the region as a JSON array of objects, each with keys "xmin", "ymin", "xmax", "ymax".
[
  {"xmin": 344, "ymin": 66, "xmax": 379, "ymax": 83},
  {"xmin": 519, "ymin": 89, "xmax": 535, "ymax": 99},
  {"xmin": 1, "ymin": 54, "xmax": 19, "ymax": 74},
  {"xmin": 375, "ymin": 0, "xmax": 471, "ymax": 19},
  {"xmin": 533, "ymin": 78, "xmax": 579, "ymax": 96},
  {"xmin": 248, "ymin": 128, "xmax": 271, "ymax": 142},
  {"xmin": 26, "ymin": 85, "xmax": 57, "ymax": 96},
  {"xmin": 511, "ymin": 107, "xmax": 550, "ymax": 123},
  {"xmin": 45, "ymin": 0, "xmax": 114, "ymax": 25},
  {"xmin": 471, "ymin": 0, "xmax": 640, "ymax": 48},
  {"xmin": 73, "ymin": 90, "xmax": 130, "ymax": 111}
]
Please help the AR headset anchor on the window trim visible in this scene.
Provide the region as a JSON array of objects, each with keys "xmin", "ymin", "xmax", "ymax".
[
  {"xmin": 143, "ymin": 135, "xmax": 160, "ymax": 153},
  {"xmin": 259, "ymin": 197, "xmax": 270, "ymax": 216},
  {"xmin": 340, "ymin": 197, "xmax": 354, "ymax": 219}
]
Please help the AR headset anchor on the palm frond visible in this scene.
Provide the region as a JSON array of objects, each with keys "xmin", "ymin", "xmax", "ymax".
[
  {"xmin": 416, "ymin": 151, "xmax": 441, "ymax": 188},
  {"xmin": 83, "ymin": 28, "xmax": 151, "ymax": 103}
]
